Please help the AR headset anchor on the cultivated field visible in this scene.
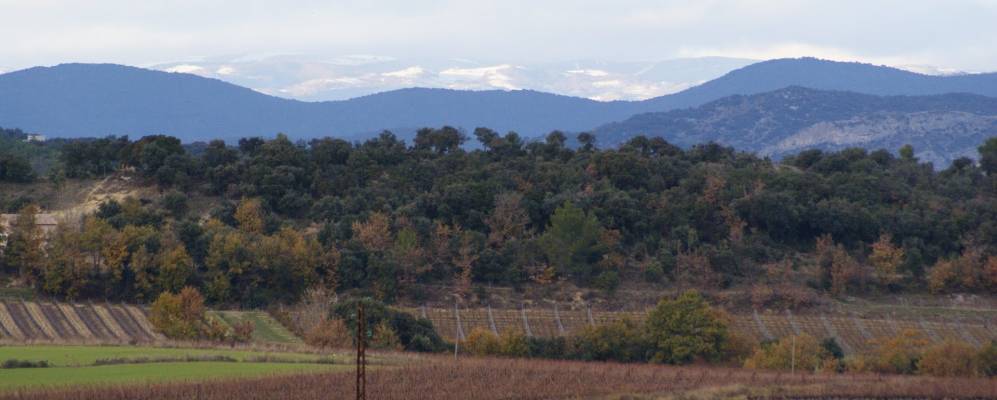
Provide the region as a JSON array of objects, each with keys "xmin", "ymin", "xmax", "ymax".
[
  {"xmin": 2, "ymin": 356, "xmax": 994, "ymax": 400},
  {"xmin": 0, "ymin": 345, "xmax": 352, "ymax": 392},
  {"xmin": 406, "ymin": 305, "xmax": 997, "ymax": 355},
  {"xmin": 0, "ymin": 300, "xmax": 297, "ymax": 345},
  {"xmin": 0, "ymin": 300, "xmax": 162, "ymax": 343}
]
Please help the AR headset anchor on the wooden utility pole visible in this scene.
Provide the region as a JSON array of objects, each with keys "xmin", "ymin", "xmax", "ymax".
[{"xmin": 356, "ymin": 301, "xmax": 367, "ymax": 400}]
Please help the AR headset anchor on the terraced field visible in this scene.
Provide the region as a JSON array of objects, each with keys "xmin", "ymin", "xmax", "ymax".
[
  {"xmin": 406, "ymin": 305, "xmax": 997, "ymax": 355},
  {"xmin": 0, "ymin": 300, "xmax": 301, "ymax": 345},
  {"xmin": 209, "ymin": 310, "xmax": 302, "ymax": 344},
  {"xmin": 0, "ymin": 300, "xmax": 164, "ymax": 343}
]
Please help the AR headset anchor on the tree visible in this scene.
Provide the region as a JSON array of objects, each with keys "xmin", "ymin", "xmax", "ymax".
[
  {"xmin": 234, "ymin": 198, "xmax": 265, "ymax": 234},
  {"xmin": 576, "ymin": 132, "xmax": 596, "ymax": 151},
  {"xmin": 979, "ymin": 137, "xmax": 997, "ymax": 175},
  {"xmin": 869, "ymin": 233, "xmax": 905, "ymax": 286},
  {"xmin": 538, "ymin": 202, "xmax": 604, "ymax": 281},
  {"xmin": 157, "ymin": 245, "xmax": 194, "ymax": 293},
  {"xmin": 643, "ymin": 291, "xmax": 728, "ymax": 364},
  {"xmin": 899, "ymin": 144, "xmax": 917, "ymax": 162},
  {"xmin": 485, "ymin": 192, "xmax": 530, "ymax": 247},
  {"xmin": 3, "ymin": 205, "xmax": 45, "ymax": 281},
  {"xmin": 352, "ymin": 212, "xmax": 392, "ymax": 252},
  {"xmin": 0, "ymin": 154, "xmax": 35, "ymax": 183},
  {"xmin": 149, "ymin": 287, "xmax": 206, "ymax": 340},
  {"xmin": 38, "ymin": 223, "xmax": 84, "ymax": 299},
  {"xmin": 452, "ymin": 232, "xmax": 478, "ymax": 299}
]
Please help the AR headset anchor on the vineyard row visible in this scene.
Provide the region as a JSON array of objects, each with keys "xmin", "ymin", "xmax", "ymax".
[
  {"xmin": 405, "ymin": 306, "xmax": 997, "ymax": 355},
  {"xmin": 0, "ymin": 300, "xmax": 164, "ymax": 343}
]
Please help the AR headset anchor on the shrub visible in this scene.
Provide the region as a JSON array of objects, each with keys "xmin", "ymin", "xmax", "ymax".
[
  {"xmin": 978, "ymin": 341, "xmax": 997, "ymax": 377},
  {"xmin": 643, "ymin": 290, "xmax": 727, "ymax": 364},
  {"xmin": 849, "ymin": 329, "xmax": 927, "ymax": 374},
  {"xmin": 304, "ymin": 318, "xmax": 352, "ymax": 349},
  {"xmin": 527, "ymin": 336, "xmax": 569, "ymax": 359},
  {"xmin": 463, "ymin": 328, "xmax": 502, "ymax": 356},
  {"xmin": 720, "ymin": 331, "xmax": 758, "ymax": 366},
  {"xmin": 918, "ymin": 340, "xmax": 980, "ymax": 377},
  {"xmin": 370, "ymin": 320, "xmax": 403, "ymax": 350},
  {"xmin": 744, "ymin": 334, "xmax": 832, "ymax": 372},
  {"xmin": 821, "ymin": 337, "xmax": 844, "ymax": 360},
  {"xmin": 1, "ymin": 359, "xmax": 49, "ymax": 369},
  {"xmin": 571, "ymin": 319, "xmax": 649, "ymax": 362},
  {"xmin": 232, "ymin": 320, "xmax": 255, "ymax": 343},
  {"xmin": 201, "ymin": 317, "xmax": 231, "ymax": 342},
  {"xmin": 497, "ymin": 329, "xmax": 530, "ymax": 357}
]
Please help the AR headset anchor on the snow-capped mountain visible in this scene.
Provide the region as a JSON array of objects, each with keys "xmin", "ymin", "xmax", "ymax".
[{"xmin": 150, "ymin": 55, "xmax": 756, "ymax": 101}]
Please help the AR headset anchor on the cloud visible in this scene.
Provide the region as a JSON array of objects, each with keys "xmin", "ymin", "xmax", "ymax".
[
  {"xmin": 215, "ymin": 66, "xmax": 236, "ymax": 75},
  {"xmin": 566, "ymin": 69, "xmax": 609, "ymax": 77},
  {"xmin": 440, "ymin": 64, "xmax": 519, "ymax": 90},
  {"xmin": 383, "ymin": 66, "xmax": 424, "ymax": 78},
  {"xmin": 281, "ymin": 76, "xmax": 370, "ymax": 97},
  {"xmin": 163, "ymin": 64, "xmax": 206, "ymax": 74}
]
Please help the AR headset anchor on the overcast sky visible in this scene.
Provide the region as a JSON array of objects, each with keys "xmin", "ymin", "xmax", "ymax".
[{"xmin": 2, "ymin": 0, "xmax": 996, "ymax": 73}]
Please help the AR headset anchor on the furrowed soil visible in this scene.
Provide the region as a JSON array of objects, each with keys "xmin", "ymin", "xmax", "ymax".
[{"xmin": 2, "ymin": 356, "xmax": 994, "ymax": 400}]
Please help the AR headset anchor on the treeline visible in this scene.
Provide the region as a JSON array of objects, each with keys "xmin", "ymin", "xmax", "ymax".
[{"xmin": 1, "ymin": 128, "xmax": 996, "ymax": 306}]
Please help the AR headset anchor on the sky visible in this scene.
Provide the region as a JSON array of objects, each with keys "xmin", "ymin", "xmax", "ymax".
[{"xmin": 1, "ymin": 1, "xmax": 996, "ymax": 99}]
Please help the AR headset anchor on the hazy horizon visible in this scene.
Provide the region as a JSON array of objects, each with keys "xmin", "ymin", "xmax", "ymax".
[{"xmin": 3, "ymin": 1, "xmax": 997, "ymax": 101}]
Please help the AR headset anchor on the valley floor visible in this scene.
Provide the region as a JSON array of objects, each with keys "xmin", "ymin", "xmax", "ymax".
[{"xmin": 1, "ymin": 355, "xmax": 994, "ymax": 400}]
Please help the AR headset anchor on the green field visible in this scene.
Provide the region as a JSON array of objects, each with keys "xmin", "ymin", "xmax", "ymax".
[
  {"xmin": 0, "ymin": 345, "xmax": 352, "ymax": 391},
  {"xmin": 0, "ymin": 362, "xmax": 347, "ymax": 391},
  {"xmin": 0, "ymin": 345, "xmax": 338, "ymax": 367},
  {"xmin": 209, "ymin": 310, "xmax": 303, "ymax": 344}
]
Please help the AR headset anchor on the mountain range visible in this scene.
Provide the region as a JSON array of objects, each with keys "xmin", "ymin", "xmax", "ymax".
[
  {"xmin": 0, "ymin": 57, "xmax": 995, "ymax": 162},
  {"xmin": 150, "ymin": 56, "xmax": 757, "ymax": 101},
  {"xmin": 594, "ymin": 86, "xmax": 997, "ymax": 166}
]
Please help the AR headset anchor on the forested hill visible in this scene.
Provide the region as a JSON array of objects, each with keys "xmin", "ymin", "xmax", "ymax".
[
  {"xmin": 2, "ymin": 129, "xmax": 996, "ymax": 308},
  {"xmin": 3, "ymin": 58, "xmax": 997, "ymax": 142},
  {"xmin": 593, "ymin": 87, "xmax": 997, "ymax": 166}
]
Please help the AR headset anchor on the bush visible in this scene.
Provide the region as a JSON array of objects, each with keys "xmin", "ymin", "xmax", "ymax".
[
  {"xmin": 848, "ymin": 329, "xmax": 927, "ymax": 374},
  {"xmin": 644, "ymin": 290, "xmax": 727, "ymax": 364},
  {"xmin": 497, "ymin": 329, "xmax": 530, "ymax": 357},
  {"xmin": 527, "ymin": 336, "xmax": 569, "ymax": 359},
  {"xmin": 232, "ymin": 320, "xmax": 255, "ymax": 343},
  {"xmin": 463, "ymin": 328, "xmax": 502, "ymax": 356},
  {"xmin": 571, "ymin": 319, "xmax": 649, "ymax": 362},
  {"xmin": 304, "ymin": 318, "xmax": 352, "ymax": 349},
  {"xmin": 1, "ymin": 359, "xmax": 49, "ymax": 369},
  {"xmin": 918, "ymin": 340, "xmax": 980, "ymax": 377},
  {"xmin": 720, "ymin": 331, "xmax": 758, "ymax": 366},
  {"xmin": 978, "ymin": 341, "xmax": 997, "ymax": 377},
  {"xmin": 370, "ymin": 320, "xmax": 403, "ymax": 350},
  {"xmin": 744, "ymin": 334, "xmax": 833, "ymax": 372}
]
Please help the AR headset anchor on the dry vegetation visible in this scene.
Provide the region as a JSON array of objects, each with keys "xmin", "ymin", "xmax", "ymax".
[{"xmin": 2, "ymin": 356, "xmax": 995, "ymax": 400}]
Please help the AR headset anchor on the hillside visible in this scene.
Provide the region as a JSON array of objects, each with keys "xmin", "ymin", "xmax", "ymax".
[
  {"xmin": 3, "ymin": 58, "xmax": 997, "ymax": 143},
  {"xmin": 594, "ymin": 87, "xmax": 997, "ymax": 165}
]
